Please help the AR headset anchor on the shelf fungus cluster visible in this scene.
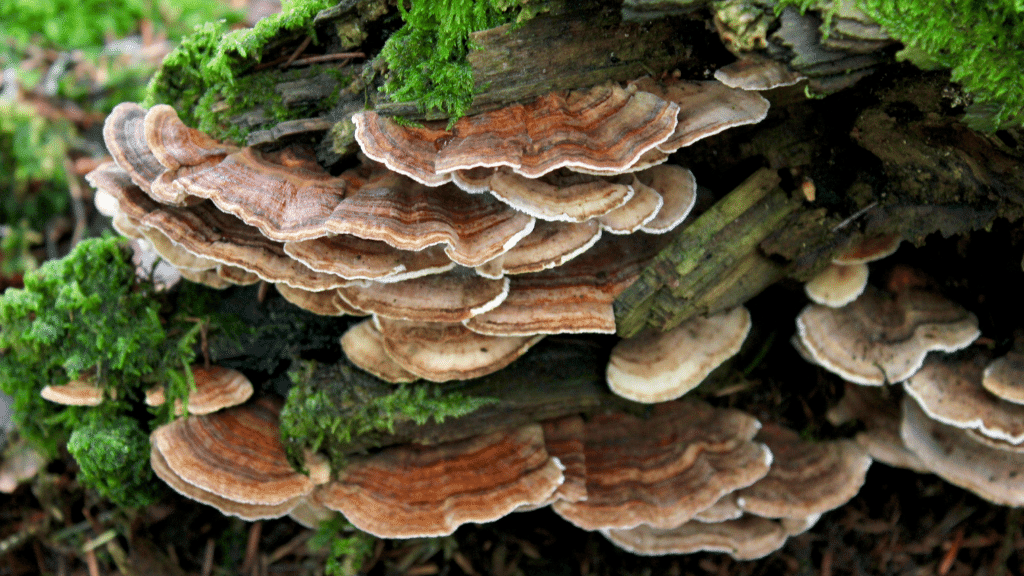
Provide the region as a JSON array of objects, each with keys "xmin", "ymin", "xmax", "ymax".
[
  {"xmin": 89, "ymin": 77, "xmax": 770, "ymax": 383},
  {"xmin": 803, "ymin": 278, "xmax": 1024, "ymax": 505}
]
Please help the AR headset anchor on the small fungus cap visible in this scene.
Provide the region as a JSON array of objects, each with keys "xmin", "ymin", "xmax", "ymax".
[
  {"xmin": 145, "ymin": 365, "xmax": 254, "ymax": 416},
  {"xmin": 795, "ymin": 286, "xmax": 980, "ymax": 385},
  {"xmin": 804, "ymin": 262, "xmax": 869, "ymax": 308},
  {"xmin": 983, "ymin": 352, "xmax": 1024, "ymax": 405},
  {"xmin": 606, "ymin": 307, "xmax": 751, "ymax": 403}
]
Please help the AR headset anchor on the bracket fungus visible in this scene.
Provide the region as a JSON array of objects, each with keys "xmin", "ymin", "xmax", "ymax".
[
  {"xmin": 606, "ymin": 306, "xmax": 751, "ymax": 403},
  {"xmin": 795, "ymin": 286, "xmax": 980, "ymax": 385},
  {"xmin": 40, "ymin": 379, "xmax": 106, "ymax": 406},
  {"xmin": 145, "ymin": 365, "xmax": 254, "ymax": 416},
  {"xmin": 805, "ymin": 233, "xmax": 903, "ymax": 308},
  {"xmin": 315, "ymin": 424, "xmax": 564, "ymax": 538},
  {"xmin": 550, "ymin": 401, "xmax": 771, "ymax": 532},
  {"xmin": 982, "ymin": 352, "xmax": 1024, "ymax": 404},
  {"xmin": 150, "ymin": 398, "xmax": 317, "ymax": 520}
]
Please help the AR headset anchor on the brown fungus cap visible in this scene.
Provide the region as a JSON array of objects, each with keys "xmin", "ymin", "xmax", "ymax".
[
  {"xmin": 337, "ymin": 270, "xmax": 509, "ymax": 323},
  {"xmin": 607, "ymin": 307, "xmax": 751, "ymax": 403},
  {"xmin": 142, "ymin": 104, "xmax": 238, "ymax": 171},
  {"xmin": 596, "ymin": 176, "xmax": 663, "ymax": 234},
  {"xmin": 316, "ymin": 171, "xmax": 536, "ymax": 267},
  {"xmin": 630, "ymin": 77, "xmax": 770, "ymax": 153},
  {"xmin": 804, "ymin": 262, "xmax": 869, "ymax": 308},
  {"xmin": 373, "ymin": 317, "xmax": 546, "ymax": 382},
  {"xmin": 903, "ymin": 354, "xmax": 1024, "ymax": 444},
  {"xmin": 315, "ymin": 424, "xmax": 564, "ymax": 538},
  {"xmin": 734, "ymin": 424, "xmax": 871, "ymax": 519},
  {"xmin": 102, "ymin": 102, "xmax": 164, "ymax": 194},
  {"xmin": 353, "ymin": 83, "xmax": 679, "ymax": 185},
  {"xmin": 467, "ymin": 167, "xmax": 636, "ymax": 223},
  {"xmin": 601, "ymin": 514, "xmax": 810, "ymax": 560},
  {"xmin": 551, "ymin": 401, "xmax": 771, "ymax": 531},
  {"xmin": 827, "ymin": 383, "xmax": 930, "ymax": 473},
  {"xmin": 465, "ymin": 233, "xmax": 667, "ymax": 336},
  {"xmin": 901, "ymin": 396, "xmax": 1024, "ymax": 506},
  {"xmin": 475, "ymin": 219, "xmax": 603, "ymax": 279},
  {"xmin": 832, "ymin": 233, "xmax": 902, "ymax": 265},
  {"xmin": 340, "ymin": 319, "xmax": 419, "ymax": 384},
  {"xmin": 151, "ymin": 398, "xmax": 314, "ymax": 510},
  {"xmin": 174, "ymin": 146, "xmax": 366, "ymax": 242},
  {"xmin": 145, "ymin": 365, "xmax": 254, "ymax": 416},
  {"xmin": 284, "ymin": 235, "xmax": 454, "ymax": 283},
  {"xmin": 635, "ymin": 164, "xmax": 697, "ymax": 234},
  {"xmin": 713, "ymin": 56, "xmax": 806, "ymax": 91},
  {"xmin": 795, "ymin": 286, "xmax": 980, "ymax": 385},
  {"xmin": 983, "ymin": 352, "xmax": 1024, "ymax": 405},
  {"xmin": 540, "ymin": 416, "xmax": 588, "ymax": 505},
  {"xmin": 276, "ymin": 284, "xmax": 367, "ymax": 317},
  {"xmin": 41, "ymin": 379, "xmax": 105, "ymax": 406}
]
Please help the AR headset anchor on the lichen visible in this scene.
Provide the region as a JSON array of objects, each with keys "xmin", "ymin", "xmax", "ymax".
[{"xmin": 379, "ymin": 0, "xmax": 522, "ymax": 123}]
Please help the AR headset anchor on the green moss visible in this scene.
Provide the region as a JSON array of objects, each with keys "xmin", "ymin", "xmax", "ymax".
[
  {"xmin": 0, "ymin": 101, "xmax": 72, "ymax": 233},
  {"xmin": 280, "ymin": 361, "xmax": 498, "ymax": 469},
  {"xmin": 308, "ymin": 516, "xmax": 375, "ymax": 576},
  {"xmin": 144, "ymin": 0, "xmax": 337, "ymax": 142},
  {"xmin": 379, "ymin": 0, "xmax": 522, "ymax": 122},
  {"xmin": 67, "ymin": 416, "xmax": 161, "ymax": 508},
  {"xmin": 0, "ymin": 236, "xmax": 197, "ymax": 454}
]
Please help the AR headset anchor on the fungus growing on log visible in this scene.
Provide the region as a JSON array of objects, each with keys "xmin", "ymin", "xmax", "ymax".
[
  {"xmin": 315, "ymin": 424, "xmax": 564, "ymax": 538},
  {"xmin": 982, "ymin": 352, "xmax": 1024, "ymax": 404},
  {"xmin": 145, "ymin": 365, "xmax": 254, "ymax": 416},
  {"xmin": 606, "ymin": 306, "xmax": 751, "ymax": 403},
  {"xmin": 795, "ymin": 286, "xmax": 979, "ymax": 385}
]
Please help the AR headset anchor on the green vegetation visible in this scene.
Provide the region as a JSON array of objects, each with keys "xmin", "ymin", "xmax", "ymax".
[
  {"xmin": 379, "ymin": 0, "xmax": 521, "ymax": 122},
  {"xmin": 66, "ymin": 416, "xmax": 161, "ymax": 508},
  {"xmin": 776, "ymin": 0, "xmax": 1024, "ymax": 128},
  {"xmin": 144, "ymin": 0, "xmax": 338, "ymax": 142},
  {"xmin": 280, "ymin": 360, "xmax": 498, "ymax": 469},
  {"xmin": 308, "ymin": 516, "xmax": 376, "ymax": 576},
  {"xmin": 0, "ymin": 236, "xmax": 199, "ymax": 459}
]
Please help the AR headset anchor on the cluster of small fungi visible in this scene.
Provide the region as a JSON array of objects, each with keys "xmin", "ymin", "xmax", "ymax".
[{"xmin": 80, "ymin": 65, "xmax": 910, "ymax": 560}]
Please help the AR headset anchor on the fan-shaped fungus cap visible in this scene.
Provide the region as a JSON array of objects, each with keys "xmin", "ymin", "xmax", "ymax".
[
  {"xmin": 150, "ymin": 398, "xmax": 314, "ymax": 518},
  {"xmin": 284, "ymin": 235, "xmax": 454, "ymax": 283},
  {"xmin": 465, "ymin": 233, "xmax": 667, "ymax": 336},
  {"xmin": 340, "ymin": 319, "xmax": 418, "ymax": 384},
  {"xmin": 601, "ymin": 514, "xmax": 813, "ymax": 560},
  {"xmin": 551, "ymin": 401, "xmax": 771, "ymax": 531},
  {"xmin": 901, "ymin": 396, "xmax": 1024, "ymax": 506},
  {"xmin": 630, "ymin": 77, "xmax": 770, "ymax": 153},
  {"xmin": 352, "ymin": 83, "xmax": 680, "ymax": 185},
  {"xmin": 795, "ymin": 286, "xmax": 980, "ymax": 385},
  {"xmin": 475, "ymin": 220, "xmax": 603, "ymax": 279},
  {"xmin": 713, "ymin": 56, "xmax": 806, "ymax": 91},
  {"xmin": 827, "ymin": 383, "xmax": 930, "ymax": 473},
  {"xmin": 804, "ymin": 262, "xmax": 869, "ymax": 307},
  {"xmin": 174, "ymin": 146, "xmax": 364, "ymax": 242},
  {"xmin": 373, "ymin": 317, "xmax": 546, "ymax": 382},
  {"xmin": 734, "ymin": 424, "xmax": 871, "ymax": 518},
  {"xmin": 903, "ymin": 355, "xmax": 1024, "ymax": 444},
  {"xmin": 463, "ymin": 167, "xmax": 636, "ymax": 223},
  {"xmin": 315, "ymin": 424, "xmax": 564, "ymax": 538},
  {"xmin": 607, "ymin": 307, "xmax": 751, "ymax": 403},
  {"xmin": 41, "ymin": 379, "xmax": 105, "ymax": 406},
  {"xmin": 983, "ymin": 352, "xmax": 1024, "ymax": 405},
  {"xmin": 145, "ymin": 365, "xmax": 254, "ymax": 416},
  {"xmin": 337, "ymin": 271, "xmax": 509, "ymax": 323},
  {"xmin": 596, "ymin": 176, "xmax": 663, "ymax": 234},
  {"xmin": 635, "ymin": 164, "xmax": 697, "ymax": 234},
  {"xmin": 102, "ymin": 102, "xmax": 164, "ymax": 193},
  {"xmin": 540, "ymin": 416, "xmax": 588, "ymax": 505},
  {"xmin": 832, "ymin": 233, "xmax": 902, "ymax": 265},
  {"xmin": 692, "ymin": 495, "xmax": 744, "ymax": 523},
  {"xmin": 142, "ymin": 104, "xmax": 238, "ymax": 171}
]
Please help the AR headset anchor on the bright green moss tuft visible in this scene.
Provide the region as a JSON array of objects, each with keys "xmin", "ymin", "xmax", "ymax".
[
  {"xmin": 67, "ymin": 415, "xmax": 161, "ymax": 508},
  {"xmin": 0, "ymin": 236, "xmax": 197, "ymax": 454},
  {"xmin": 308, "ymin": 515, "xmax": 375, "ymax": 576},
  {"xmin": 380, "ymin": 0, "xmax": 521, "ymax": 122},
  {"xmin": 144, "ymin": 0, "xmax": 337, "ymax": 142}
]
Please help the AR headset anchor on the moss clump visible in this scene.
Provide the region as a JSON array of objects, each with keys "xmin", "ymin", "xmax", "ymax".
[
  {"xmin": 308, "ymin": 515, "xmax": 375, "ymax": 576},
  {"xmin": 280, "ymin": 361, "xmax": 498, "ymax": 469},
  {"xmin": 144, "ymin": 0, "xmax": 337, "ymax": 142},
  {"xmin": 0, "ymin": 236, "xmax": 198, "ymax": 454},
  {"xmin": 66, "ymin": 416, "xmax": 161, "ymax": 508},
  {"xmin": 380, "ymin": 0, "xmax": 521, "ymax": 122}
]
